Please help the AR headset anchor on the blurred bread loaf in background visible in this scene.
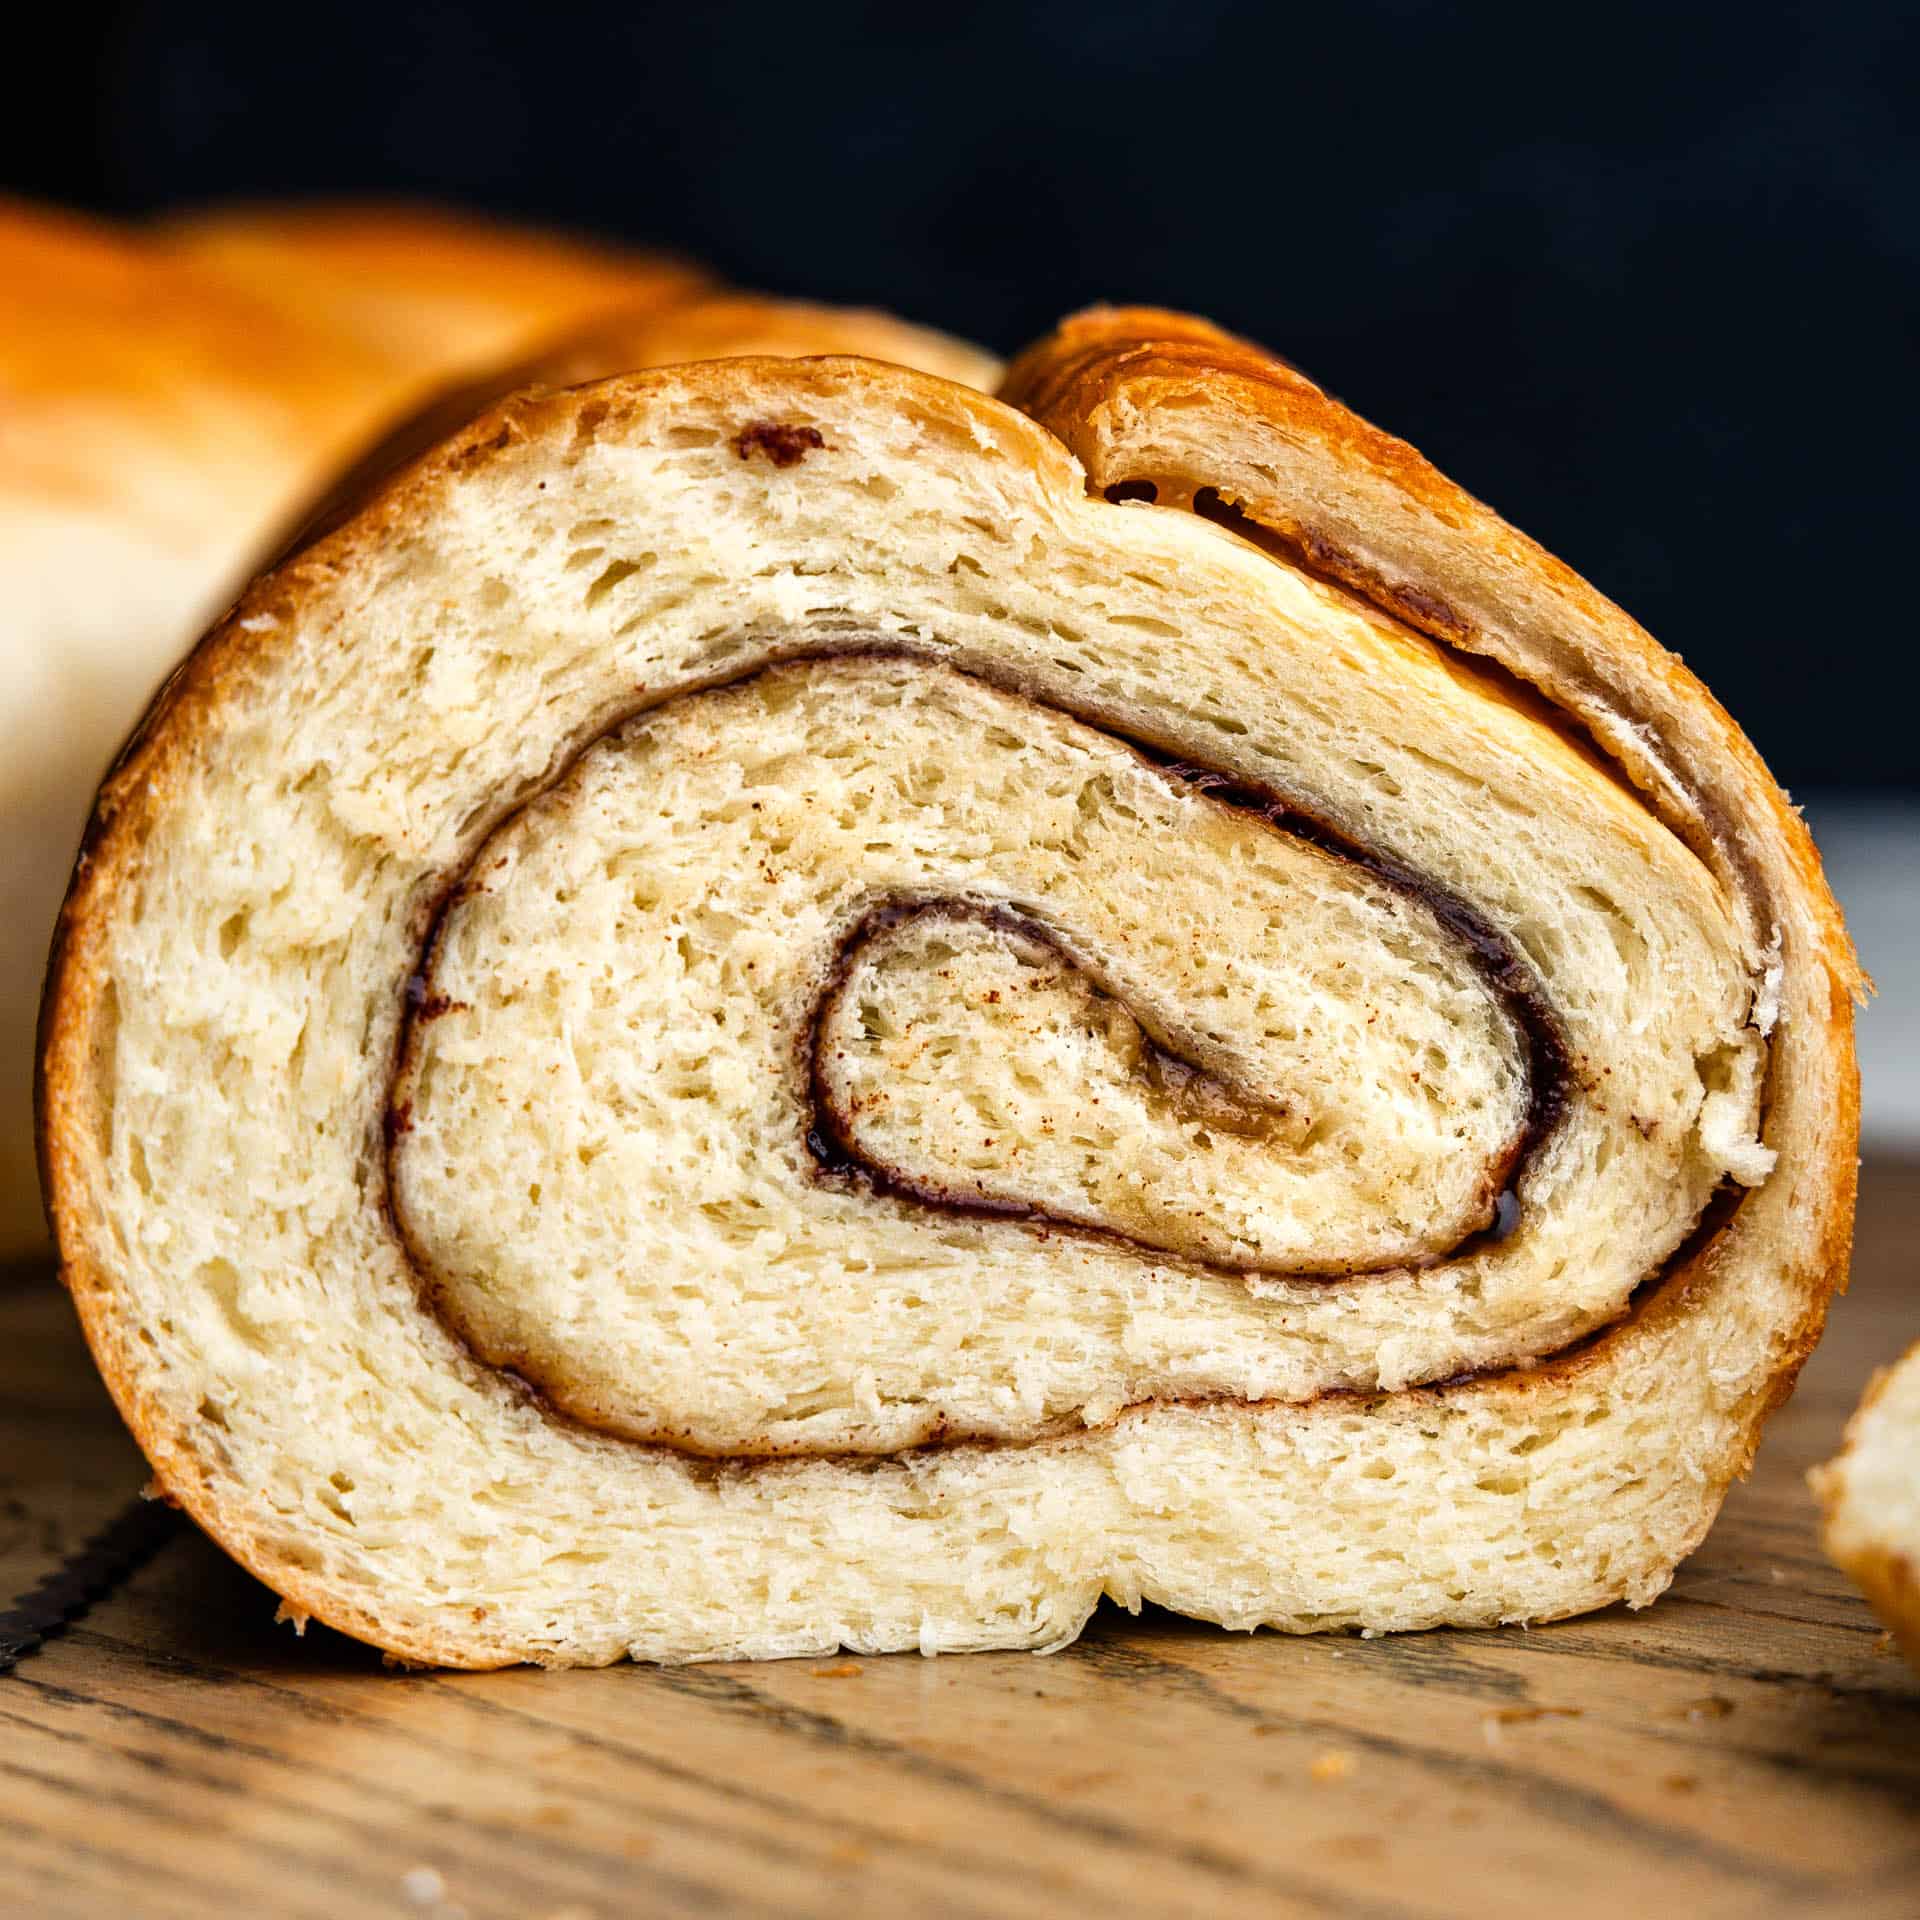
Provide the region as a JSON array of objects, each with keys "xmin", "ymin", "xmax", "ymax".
[
  {"xmin": 158, "ymin": 200, "xmax": 707, "ymax": 389},
  {"xmin": 2, "ymin": 195, "xmax": 992, "ymax": 1258}
]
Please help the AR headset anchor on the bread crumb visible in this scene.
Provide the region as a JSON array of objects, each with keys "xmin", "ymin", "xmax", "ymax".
[
  {"xmin": 1683, "ymin": 1695, "xmax": 1734, "ymax": 1721},
  {"xmin": 401, "ymin": 1865, "xmax": 445, "ymax": 1906},
  {"xmin": 1309, "ymin": 1750, "xmax": 1355, "ymax": 1782},
  {"xmin": 1488, "ymin": 1704, "xmax": 1581, "ymax": 1725}
]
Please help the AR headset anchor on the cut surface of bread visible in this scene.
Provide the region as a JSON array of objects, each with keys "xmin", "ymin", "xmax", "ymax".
[
  {"xmin": 1814, "ymin": 1341, "xmax": 1920, "ymax": 1666},
  {"xmin": 41, "ymin": 320, "xmax": 1859, "ymax": 1666}
]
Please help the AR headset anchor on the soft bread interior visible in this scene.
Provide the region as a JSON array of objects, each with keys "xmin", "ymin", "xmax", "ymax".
[
  {"xmin": 41, "ymin": 357, "xmax": 1828, "ymax": 1664},
  {"xmin": 392, "ymin": 652, "xmax": 1731, "ymax": 1456}
]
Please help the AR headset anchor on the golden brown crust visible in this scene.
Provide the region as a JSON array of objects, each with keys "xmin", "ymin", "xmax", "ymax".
[
  {"xmin": 1850, "ymin": 1548, "xmax": 1920, "ymax": 1666},
  {"xmin": 158, "ymin": 200, "xmax": 709, "ymax": 384},
  {"xmin": 0, "ymin": 198, "xmax": 411, "ymax": 526},
  {"xmin": 40, "ymin": 326, "xmax": 1861, "ymax": 1667}
]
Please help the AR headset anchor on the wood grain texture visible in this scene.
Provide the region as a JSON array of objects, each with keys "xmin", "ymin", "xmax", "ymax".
[{"xmin": 3, "ymin": 1163, "xmax": 1917, "ymax": 1919}]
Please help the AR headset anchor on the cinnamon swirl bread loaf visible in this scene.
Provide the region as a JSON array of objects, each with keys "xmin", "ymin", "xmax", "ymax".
[{"xmin": 41, "ymin": 311, "xmax": 1860, "ymax": 1665}]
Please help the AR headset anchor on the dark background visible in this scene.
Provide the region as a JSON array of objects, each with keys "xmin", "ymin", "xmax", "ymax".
[{"xmin": 10, "ymin": 2, "xmax": 1916, "ymax": 790}]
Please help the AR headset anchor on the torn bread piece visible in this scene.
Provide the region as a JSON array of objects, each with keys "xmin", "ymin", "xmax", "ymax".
[{"xmin": 1815, "ymin": 1339, "xmax": 1920, "ymax": 1667}]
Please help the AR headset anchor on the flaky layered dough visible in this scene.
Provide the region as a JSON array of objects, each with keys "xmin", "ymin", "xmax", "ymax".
[
  {"xmin": 42, "ymin": 320, "xmax": 1860, "ymax": 1666},
  {"xmin": 1814, "ymin": 1342, "xmax": 1920, "ymax": 1668}
]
